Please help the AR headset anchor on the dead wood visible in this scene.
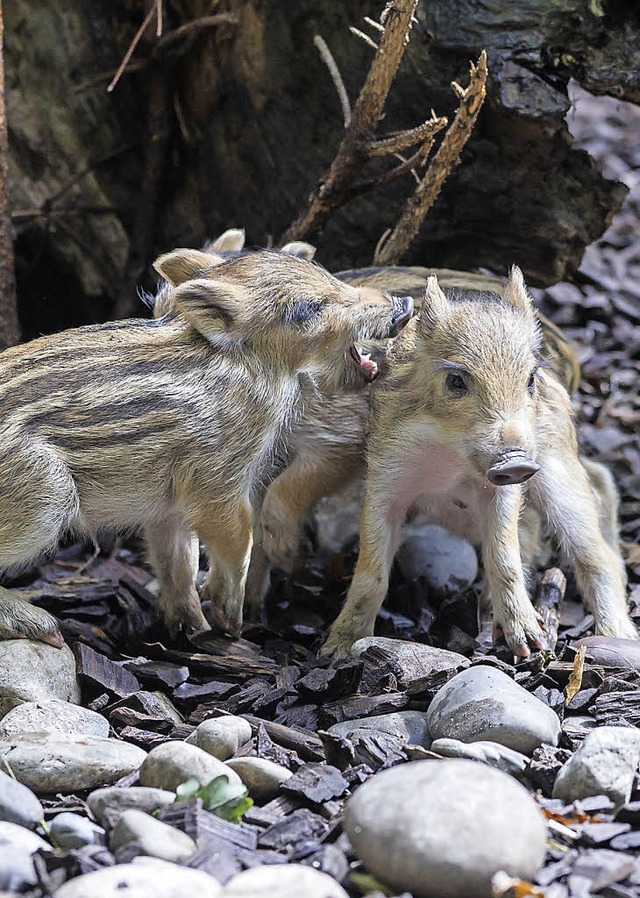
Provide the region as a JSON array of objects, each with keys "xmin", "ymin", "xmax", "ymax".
[
  {"xmin": 533, "ymin": 567, "xmax": 566, "ymax": 655},
  {"xmin": 373, "ymin": 50, "xmax": 488, "ymax": 266},
  {"xmin": 280, "ymin": 0, "xmax": 420, "ymax": 245},
  {"xmin": 0, "ymin": 0, "xmax": 19, "ymax": 349}
]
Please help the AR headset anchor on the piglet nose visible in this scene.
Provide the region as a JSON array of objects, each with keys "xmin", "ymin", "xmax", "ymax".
[
  {"xmin": 388, "ymin": 295, "xmax": 414, "ymax": 336},
  {"xmin": 487, "ymin": 450, "xmax": 540, "ymax": 486}
]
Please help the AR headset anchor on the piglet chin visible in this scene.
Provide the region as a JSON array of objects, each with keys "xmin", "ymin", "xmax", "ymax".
[{"xmin": 349, "ymin": 342, "xmax": 379, "ymax": 383}]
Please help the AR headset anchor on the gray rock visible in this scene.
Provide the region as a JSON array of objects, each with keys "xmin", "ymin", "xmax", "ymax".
[
  {"xmin": 0, "ymin": 821, "xmax": 51, "ymax": 891},
  {"xmin": 427, "ymin": 665, "xmax": 561, "ymax": 754},
  {"xmin": 139, "ymin": 741, "xmax": 241, "ymax": 792},
  {"xmin": 87, "ymin": 786, "xmax": 176, "ymax": 826},
  {"xmin": 222, "ymin": 864, "xmax": 349, "ymax": 897},
  {"xmin": 53, "ymin": 857, "xmax": 223, "ymax": 897},
  {"xmin": 225, "ymin": 757, "xmax": 292, "ymax": 801},
  {"xmin": 327, "ymin": 710, "xmax": 431, "ymax": 747},
  {"xmin": 553, "ymin": 726, "xmax": 640, "ymax": 806},
  {"xmin": 0, "ymin": 699, "xmax": 109, "ymax": 739},
  {"xmin": 0, "ymin": 769, "xmax": 43, "ymax": 828},
  {"xmin": 110, "ymin": 808, "xmax": 196, "ymax": 862},
  {"xmin": 49, "ymin": 812, "xmax": 106, "ymax": 849},
  {"xmin": 576, "ymin": 637, "xmax": 640, "ymax": 670},
  {"xmin": 0, "ymin": 733, "xmax": 146, "ymax": 792},
  {"xmin": 350, "ymin": 637, "xmax": 468, "ymax": 688},
  {"xmin": 431, "ymin": 738, "xmax": 529, "ymax": 779},
  {"xmin": 397, "ymin": 521, "xmax": 478, "ymax": 592},
  {"xmin": 186, "ymin": 716, "xmax": 252, "ymax": 761},
  {"xmin": 0, "ymin": 640, "xmax": 80, "ymax": 718},
  {"xmin": 343, "ymin": 759, "xmax": 547, "ymax": 898}
]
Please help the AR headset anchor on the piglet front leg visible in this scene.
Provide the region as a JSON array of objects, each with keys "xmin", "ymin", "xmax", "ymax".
[
  {"xmin": 0, "ymin": 586, "xmax": 63, "ymax": 647},
  {"xmin": 483, "ymin": 485, "xmax": 546, "ymax": 656}
]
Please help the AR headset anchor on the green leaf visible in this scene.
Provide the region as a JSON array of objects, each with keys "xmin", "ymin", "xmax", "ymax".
[{"xmin": 175, "ymin": 777, "xmax": 201, "ymax": 802}]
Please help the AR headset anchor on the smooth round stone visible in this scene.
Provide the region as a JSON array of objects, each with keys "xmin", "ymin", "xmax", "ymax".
[
  {"xmin": 350, "ymin": 637, "xmax": 468, "ymax": 688},
  {"xmin": 0, "ymin": 641, "xmax": 80, "ymax": 718},
  {"xmin": 0, "ymin": 821, "xmax": 50, "ymax": 889},
  {"xmin": 427, "ymin": 665, "xmax": 561, "ymax": 754},
  {"xmin": 0, "ymin": 733, "xmax": 146, "ymax": 793},
  {"xmin": 0, "ymin": 769, "xmax": 43, "ymax": 828},
  {"xmin": 431, "ymin": 738, "xmax": 529, "ymax": 779},
  {"xmin": 139, "ymin": 741, "xmax": 242, "ymax": 792},
  {"xmin": 186, "ymin": 716, "xmax": 252, "ymax": 761},
  {"xmin": 49, "ymin": 812, "xmax": 106, "ymax": 849},
  {"xmin": 397, "ymin": 522, "xmax": 478, "ymax": 592},
  {"xmin": 343, "ymin": 759, "xmax": 547, "ymax": 898},
  {"xmin": 225, "ymin": 757, "xmax": 292, "ymax": 801},
  {"xmin": 222, "ymin": 864, "xmax": 349, "ymax": 898},
  {"xmin": 53, "ymin": 857, "xmax": 223, "ymax": 898},
  {"xmin": 0, "ymin": 699, "xmax": 109, "ymax": 739},
  {"xmin": 327, "ymin": 711, "xmax": 431, "ymax": 747},
  {"xmin": 553, "ymin": 726, "xmax": 640, "ymax": 806},
  {"xmin": 87, "ymin": 786, "xmax": 176, "ymax": 826},
  {"xmin": 575, "ymin": 637, "xmax": 640, "ymax": 669},
  {"xmin": 110, "ymin": 809, "xmax": 196, "ymax": 862}
]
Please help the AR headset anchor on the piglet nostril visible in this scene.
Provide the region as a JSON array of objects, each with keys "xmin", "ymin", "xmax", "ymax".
[
  {"xmin": 388, "ymin": 296, "xmax": 414, "ymax": 336},
  {"xmin": 487, "ymin": 453, "xmax": 540, "ymax": 486}
]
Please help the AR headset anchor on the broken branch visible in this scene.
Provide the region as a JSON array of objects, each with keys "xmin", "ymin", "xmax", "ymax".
[
  {"xmin": 373, "ymin": 50, "xmax": 488, "ymax": 266},
  {"xmin": 314, "ymin": 35, "xmax": 351, "ymax": 128},
  {"xmin": 364, "ymin": 114, "xmax": 447, "ymax": 158}
]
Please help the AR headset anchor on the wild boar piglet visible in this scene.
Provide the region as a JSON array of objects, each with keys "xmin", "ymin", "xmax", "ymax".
[
  {"xmin": 0, "ymin": 251, "xmax": 413, "ymax": 646},
  {"xmin": 321, "ymin": 268, "xmax": 637, "ymax": 658}
]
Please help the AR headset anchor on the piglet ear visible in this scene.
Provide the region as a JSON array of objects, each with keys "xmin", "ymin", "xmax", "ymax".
[
  {"xmin": 503, "ymin": 265, "xmax": 534, "ymax": 316},
  {"xmin": 173, "ymin": 278, "xmax": 249, "ymax": 341},
  {"xmin": 153, "ymin": 249, "xmax": 223, "ymax": 286},
  {"xmin": 208, "ymin": 228, "xmax": 246, "ymax": 253},
  {"xmin": 419, "ymin": 275, "xmax": 450, "ymax": 331},
  {"xmin": 280, "ymin": 241, "xmax": 317, "ymax": 261}
]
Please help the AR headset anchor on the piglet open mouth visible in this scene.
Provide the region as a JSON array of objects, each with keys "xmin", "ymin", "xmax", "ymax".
[{"xmin": 349, "ymin": 342, "xmax": 379, "ymax": 382}]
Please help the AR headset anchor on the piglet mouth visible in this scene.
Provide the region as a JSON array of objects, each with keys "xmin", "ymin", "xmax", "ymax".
[{"xmin": 349, "ymin": 342, "xmax": 379, "ymax": 382}]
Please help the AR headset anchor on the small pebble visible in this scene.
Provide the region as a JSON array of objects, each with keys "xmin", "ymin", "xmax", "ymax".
[
  {"xmin": 553, "ymin": 726, "xmax": 640, "ymax": 806},
  {"xmin": 0, "ymin": 769, "xmax": 43, "ymax": 829},
  {"xmin": 87, "ymin": 786, "xmax": 176, "ymax": 826},
  {"xmin": 327, "ymin": 710, "xmax": 431, "ymax": 747},
  {"xmin": 222, "ymin": 863, "xmax": 349, "ymax": 897},
  {"xmin": 110, "ymin": 808, "xmax": 196, "ymax": 862},
  {"xmin": 226, "ymin": 757, "xmax": 293, "ymax": 801},
  {"xmin": 0, "ymin": 640, "xmax": 80, "ymax": 718},
  {"xmin": 186, "ymin": 716, "xmax": 252, "ymax": 761},
  {"xmin": 49, "ymin": 812, "xmax": 106, "ymax": 849},
  {"xmin": 53, "ymin": 856, "xmax": 222, "ymax": 897},
  {"xmin": 0, "ymin": 699, "xmax": 109, "ymax": 739},
  {"xmin": 139, "ymin": 741, "xmax": 242, "ymax": 792}
]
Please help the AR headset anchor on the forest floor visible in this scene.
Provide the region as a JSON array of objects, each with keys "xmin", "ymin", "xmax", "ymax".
[{"xmin": 3, "ymin": 84, "xmax": 640, "ymax": 898}]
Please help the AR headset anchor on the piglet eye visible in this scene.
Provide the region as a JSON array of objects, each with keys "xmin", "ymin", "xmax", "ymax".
[
  {"xmin": 528, "ymin": 371, "xmax": 536, "ymax": 394},
  {"xmin": 446, "ymin": 372, "xmax": 468, "ymax": 395}
]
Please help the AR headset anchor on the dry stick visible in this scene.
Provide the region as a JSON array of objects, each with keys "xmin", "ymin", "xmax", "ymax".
[
  {"xmin": 533, "ymin": 567, "xmax": 567, "ymax": 654},
  {"xmin": 365, "ymin": 115, "xmax": 447, "ymax": 157},
  {"xmin": 314, "ymin": 35, "xmax": 351, "ymax": 128},
  {"xmin": 280, "ymin": 0, "xmax": 419, "ymax": 245},
  {"xmin": 0, "ymin": 0, "xmax": 19, "ymax": 350},
  {"xmin": 373, "ymin": 50, "xmax": 488, "ymax": 266},
  {"xmin": 107, "ymin": 3, "xmax": 157, "ymax": 92}
]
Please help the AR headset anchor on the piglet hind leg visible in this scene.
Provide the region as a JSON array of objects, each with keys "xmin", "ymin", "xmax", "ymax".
[
  {"xmin": 144, "ymin": 516, "xmax": 209, "ymax": 636},
  {"xmin": 321, "ymin": 491, "xmax": 405, "ymax": 660},
  {"xmin": 530, "ymin": 452, "xmax": 638, "ymax": 640},
  {"xmin": 483, "ymin": 486, "xmax": 547, "ymax": 657},
  {"xmin": 195, "ymin": 501, "xmax": 253, "ymax": 638}
]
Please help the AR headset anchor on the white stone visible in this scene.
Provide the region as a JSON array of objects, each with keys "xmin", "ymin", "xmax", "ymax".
[
  {"xmin": 139, "ymin": 741, "xmax": 241, "ymax": 792},
  {"xmin": 350, "ymin": 637, "xmax": 468, "ymax": 688},
  {"xmin": 0, "ymin": 820, "xmax": 51, "ymax": 890},
  {"xmin": 53, "ymin": 857, "xmax": 223, "ymax": 898},
  {"xmin": 0, "ymin": 699, "xmax": 109, "ymax": 739},
  {"xmin": 343, "ymin": 759, "xmax": 547, "ymax": 898},
  {"xmin": 327, "ymin": 710, "xmax": 431, "ymax": 747},
  {"xmin": 49, "ymin": 812, "xmax": 105, "ymax": 849},
  {"xmin": 0, "ymin": 640, "xmax": 80, "ymax": 718},
  {"xmin": 222, "ymin": 864, "xmax": 349, "ymax": 898},
  {"xmin": 397, "ymin": 521, "xmax": 478, "ymax": 592},
  {"xmin": 427, "ymin": 665, "xmax": 561, "ymax": 754},
  {"xmin": 431, "ymin": 738, "xmax": 529, "ymax": 779},
  {"xmin": 0, "ymin": 769, "xmax": 43, "ymax": 828},
  {"xmin": 553, "ymin": 725, "xmax": 640, "ymax": 807},
  {"xmin": 0, "ymin": 733, "xmax": 146, "ymax": 793},
  {"xmin": 110, "ymin": 808, "xmax": 196, "ymax": 862},
  {"xmin": 186, "ymin": 716, "xmax": 252, "ymax": 760},
  {"xmin": 225, "ymin": 757, "xmax": 292, "ymax": 801},
  {"xmin": 87, "ymin": 786, "xmax": 176, "ymax": 826}
]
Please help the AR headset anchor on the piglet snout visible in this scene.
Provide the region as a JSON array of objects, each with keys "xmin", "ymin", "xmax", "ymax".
[{"xmin": 487, "ymin": 450, "xmax": 539, "ymax": 486}]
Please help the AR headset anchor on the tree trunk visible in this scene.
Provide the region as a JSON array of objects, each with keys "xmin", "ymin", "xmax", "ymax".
[{"xmin": 0, "ymin": 0, "xmax": 19, "ymax": 348}]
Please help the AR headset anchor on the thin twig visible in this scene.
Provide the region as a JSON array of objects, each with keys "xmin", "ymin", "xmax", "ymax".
[
  {"xmin": 314, "ymin": 35, "xmax": 351, "ymax": 128},
  {"xmin": 365, "ymin": 114, "xmax": 447, "ymax": 157},
  {"xmin": 156, "ymin": 0, "xmax": 163, "ymax": 37},
  {"xmin": 349, "ymin": 26, "xmax": 379, "ymax": 51},
  {"xmin": 107, "ymin": 3, "xmax": 156, "ymax": 92},
  {"xmin": 363, "ymin": 16, "xmax": 385, "ymax": 33},
  {"xmin": 373, "ymin": 50, "xmax": 488, "ymax": 266}
]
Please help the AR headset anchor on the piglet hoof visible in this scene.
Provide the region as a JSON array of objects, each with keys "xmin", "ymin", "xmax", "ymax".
[
  {"xmin": 493, "ymin": 610, "xmax": 546, "ymax": 659},
  {"xmin": 0, "ymin": 587, "xmax": 64, "ymax": 648},
  {"xmin": 203, "ymin": 600, "xmax": 243, "ymax": 640},
  {"xmin": 319, "ymin": 629, "xmax": 356, "ymax": 662}
]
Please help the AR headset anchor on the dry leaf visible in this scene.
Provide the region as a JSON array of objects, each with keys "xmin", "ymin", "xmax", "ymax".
[
  {"xmin": 492, "ymin": 870, "xmax": 545, "ymax": 897},
  {"xmin": 564, "ymin": 644, "xmax": 586, "ymax": 704}
]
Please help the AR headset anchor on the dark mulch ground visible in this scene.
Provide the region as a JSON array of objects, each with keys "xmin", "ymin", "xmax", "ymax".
[{"xmin": 5, "ymin": 85, "xmax": 640, "ymax": 897}]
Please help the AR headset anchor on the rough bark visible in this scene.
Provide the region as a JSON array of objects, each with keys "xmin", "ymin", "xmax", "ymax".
[
  {"xmin": 5, "ymin": 0, "xmax": 639, "ymax": 335},
  {"xmin": 0, "ymin": 0, "xmax": 19, "ymax": 348}
]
